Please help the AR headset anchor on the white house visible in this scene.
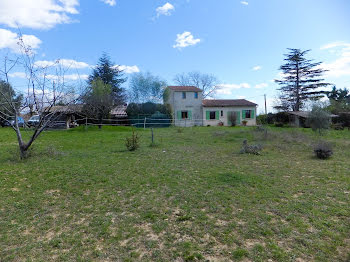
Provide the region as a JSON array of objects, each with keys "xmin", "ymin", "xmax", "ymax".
[
  {"xmin": 165, "ymin": 86, "xmax": 257, "ymax": 127},
  {"xmin": 202, "ymin": 99, "xmax": 257, "ymax": 126}
]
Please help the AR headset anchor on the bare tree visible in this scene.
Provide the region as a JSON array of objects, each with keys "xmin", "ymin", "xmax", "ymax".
[
  {"xmin": 173, "ymin": 71, "xmax": 220, "ymax": 98},
  {"xmin": 0, "ymin": 36, "xmax": 82, "ymax": 159},
  {"xmin": 129, "ymin": 72, "xmax": 167, "ymax": 103}
]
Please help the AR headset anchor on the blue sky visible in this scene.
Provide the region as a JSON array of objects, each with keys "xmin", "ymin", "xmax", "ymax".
[{"xmin": 1, "ymin": 0, "xmax": 350, "ymax": 113}]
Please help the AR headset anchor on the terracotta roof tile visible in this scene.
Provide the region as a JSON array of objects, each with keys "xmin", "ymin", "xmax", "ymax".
[
  {"xmin": 202, "ymin": 99, "xmax": 257, "ymax": 107},
  {"xmin": 167, "ymin": 86, "xmax": 203, "ymax": 92}
]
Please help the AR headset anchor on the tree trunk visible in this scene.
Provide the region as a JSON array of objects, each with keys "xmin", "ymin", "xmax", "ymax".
[{"xmin": 295, "ymin": 61, "xmax": 300, "ymax": 111}]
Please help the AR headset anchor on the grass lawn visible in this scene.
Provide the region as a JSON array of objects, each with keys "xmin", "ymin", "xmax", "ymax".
[{"xmin": 0, "ymin": 126, "xmax": 349, "ymax": 261}]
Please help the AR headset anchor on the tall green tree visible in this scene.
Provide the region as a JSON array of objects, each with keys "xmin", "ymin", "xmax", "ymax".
[
  {"xmin": 0, "ymin": 80, "xmax": 23, "ymax": 122},
  {"xmin": 83, "ymin": 79, "xmax": 114, "ymax": 129},
  {"xmin": 129, "ymin": 72, "xmax": 167, "ymax": 103},
  {"xmin": 325, "ymin": 86, "xmax": 350, "ymax": 114},
  {"xmin": 275, "ymin": 49, "xmax": 330, "ymax": 111},
  {"xmin": 89, "ymin": 53, "xmax": 127, "ymax": 105}
]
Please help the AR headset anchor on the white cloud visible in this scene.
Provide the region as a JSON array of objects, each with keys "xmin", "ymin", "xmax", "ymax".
[
  {"xmin": 100, "ymin": 0, "xmax": 116, "ymax": 6},
  {"xmin": 237, "ymin": 95, "xmax": 246, "ymax": 99},
  {"xmin": 35, "ymin": 59, "xmax": 90, "ymax": 69},
  {"xmin": 0, "ymin": 0, "xmax": 79, "ymax": 30},
  {"xmin": 173, "ymin": 31, "xmax": 201, "ymax": 49},
  {"xmin": 252, "ymin": 66, "xmax": 262, "ymax": 71},
  {"xmin": 114, "ymin": 65, "xmax": 140, "ymax": 74},
  {"xmin": 8, "ymin": 72, "xmax": 88, "ymax": 81},
  {"xmin": 8, "ymin": 72, "xmax": 27, "ymax": 78},
  {"xmin": 0, "ymin": 28, "xmax": 41, "ymax": 53},
  {"xmin": 255, "ymin": 83, "xmax": 268, "ymax": 89},
  {"xmin": 241, "ymin": 1, "xmax": 249, "ymax": 5},
  {"xmin": 46, "ymin": 74, "xmax": 89, "ymax": 81},
  {"xmin": 320, "ymin": 42, "xmax": 350, "ymax": 50},
  {"xmin": 217, "ymin": 83, "xmax": 251, "ymax": 95},
  {"xmin": 319, "ymin": 42, "xmax": 350, "ymax": 78},
  {"xmin": 156, "ymin": 3, "xmax": 175, "ymax": 17}
]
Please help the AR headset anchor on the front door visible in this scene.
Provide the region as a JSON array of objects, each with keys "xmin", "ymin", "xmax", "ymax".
[{"xmin": 227, "ymin": 111, "xmax": 241, "ymax": 126}]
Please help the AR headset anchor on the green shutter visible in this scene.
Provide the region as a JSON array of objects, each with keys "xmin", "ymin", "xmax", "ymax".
[
  {"xmin": 216, "ymin": 111, "xmax": 220, "ymax": 120},
  {"xmin": 251, "ymin": 109, "xmax": 255, "ymax": 119},
  {"xmin": 236, "ymin": 111, "xmax": 241, "ymax": 124},
  {"xmin": 177, "ymin": 111, "xmax": 181, "ymax": 120},
  {"xmin": 242, "ymin": 110, "xmax": 246, "ymax": 119},
  {"xmin": 206, "ymin": 111, "xmax": 210, "ymax": 120},
  {"xmin": 188, "ymin": 110, "xmax": 192, "ymax": 120}
]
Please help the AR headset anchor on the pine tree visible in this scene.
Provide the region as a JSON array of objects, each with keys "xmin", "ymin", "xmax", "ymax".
[
  {"xmin": 0, "ymin": 80, "xmax": 23, "ymax": 121},
  {"xmin": 88, "ymin": 53, "xmax": 127, "ymax": 105},
  {"xmin": 275, "ymin": 49, "xmax": 330, "ymax": 111}
]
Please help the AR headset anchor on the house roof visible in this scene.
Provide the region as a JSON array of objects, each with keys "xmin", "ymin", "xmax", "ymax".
[
  {"xmin": 110, "ymin": 105, "xmax": 128, "ymax": 118},
  {"xmin": 202, "ymin": 99, "xmax": 257, "ymax": 107},
  {"xmin": 287, "ymin": 111, "xmax": 338, "ymax": 118},
  {"xmin": 167, "ymin": 86, "xmax": 203, "ymax": 92}
]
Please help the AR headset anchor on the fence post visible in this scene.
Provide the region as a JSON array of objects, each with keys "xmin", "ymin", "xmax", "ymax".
[
  {"xmin": 151, "ymin": 128, "xmax": 154, "ymax": 144},
  {"xmin": 85, "ymin": 117, "xmax": 88, "ymax": 130},
  {"xmin": 144, "ymin": 117, "xmax": 146, "ymax": 129}
]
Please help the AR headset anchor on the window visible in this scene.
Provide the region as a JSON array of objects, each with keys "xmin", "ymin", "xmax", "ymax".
[
  {"xmin": 194, "ymin": 92, "xmax": 198, "ymax": 99},
  {"xmin": 210, "ymin": 111, "xmax": 216, "ymax": 120},
  {"xmin": 221, "ymin": 110, "xmax": 223, "ymax": 117},
  {"xmin": 182, "ymin": 92, "xmax": 186, "ymax": 99},
  {"xmin": 181, "ymin": 111, "xmax": 188, "ymax": 119},
  {"xmin": 245, "ymin": 110, "xmax": 252, "ymax": 119}
]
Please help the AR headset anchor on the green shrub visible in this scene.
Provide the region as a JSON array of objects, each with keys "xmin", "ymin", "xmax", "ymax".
[
  {"xmin": 331, "ymin": 123, "xmax": 344, "ymax": 130},
  {"xmin": 240, "ymin": 140, "xmax": 262, "ymax": 155},
  {"xmin": 314, "ymin": 141, "xmax": 333, "ymax": 159},
  {"xmin": 337, "ymin": 113, "xmax": 350, "ymax": 128},
  {"xmin": 256, "ymin": 114, "xmax": 267, "ymax": 125},
  {"xmin": 266, "ymin": 113, "xmax": 275, "ymax": 124},
  {"xmin": 307, "ymin": 105, "xmax": 331, "ymax": 134},
  {"xmin": 125, "ymin": 128, "xmax": 140, "ymax": 151},
  {"xmin": 275, "ymin": 112, "xmax": 290, "ymax": 124},
  {"xmin": 275, "ymin": 122, "xmax": 284, "ymax": 127}
]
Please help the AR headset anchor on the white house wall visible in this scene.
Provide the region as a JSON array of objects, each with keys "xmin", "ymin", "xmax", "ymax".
[
  {"xmin": 168, "ymin": 90, "xmax": 203, "ymax": 127},
  {"xmin": 166, "ymin": 89, "xmax": 257, "ymax": 127},
  {"xmin": 203, "ymin": 106, "xmax": 257, "ymax": 126}
]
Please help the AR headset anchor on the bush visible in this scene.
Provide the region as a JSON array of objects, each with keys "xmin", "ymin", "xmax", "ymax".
[
  {"xmin": 266, "ymin": 113, "xmax": 275, "ymax": 124},
  {"xmin": 275, "ymin": 122, "xmax": 284, "ymax": 127},
  {"xmin": 307, "ymin": 105, "xmax": 331, "ymax": 134},
  {"xmin": 256, "ymin": 114, "xmax": 267, "ymax": 125},
  {"xmin": 125, "ymin": 128, "xmax": 140, "ymax": 151},
  {"xmin": 275, "ymin": 112, "xmax": 290, "ymax": 124},
  {"xmin": 313, "ymin": 141, "xmax": 333, "ymax": 159},
  {"xmin": 242, "ymin": 120, "xmax": 248, "ymax": 126},
  {"xmin": 126, "ymin": 102, "xmax": 172, "ymax": 119},
  {"xmin": 337, "ymin": 113, "xmax": 350, "ymax": 128},
  {"xmin": 331, "ymin": 123, "xmax": 344, "ymax": 130},
  {"xmin": 240, "ymin": 140, "xmax": 262, "ymax": 155}
]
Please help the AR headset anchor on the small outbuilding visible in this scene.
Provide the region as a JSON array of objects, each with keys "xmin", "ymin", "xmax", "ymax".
[
  {"xmin": 287, "ymin": 111, "xmax": 338, "ymax": 127},
  {"xmin": 43, "ymin": 104, "xmax": 84, "ymax": 129}
]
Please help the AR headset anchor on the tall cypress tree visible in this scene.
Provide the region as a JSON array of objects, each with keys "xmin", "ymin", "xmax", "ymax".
[
  {"xmin": 88, "ymin": 53, "xmax": 127, "ymax": 105},
  {"xmin": 275, "ymin": 49, "xmax": 330, "ymax": 111}
]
